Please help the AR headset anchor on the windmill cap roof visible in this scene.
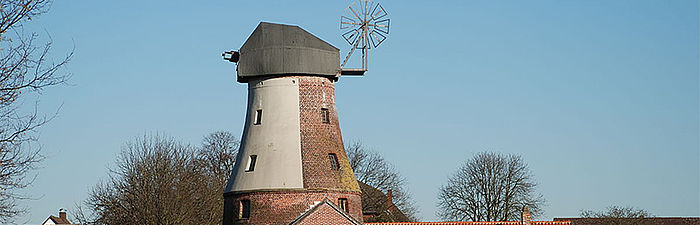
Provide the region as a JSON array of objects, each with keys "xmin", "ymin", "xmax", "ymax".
[{"xmin": 237, "ymin": 22, "xmax": 340, "ymax": 82}]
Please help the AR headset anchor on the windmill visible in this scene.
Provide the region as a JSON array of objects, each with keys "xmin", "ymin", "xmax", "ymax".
[
  {"xmin": 219, "ymin": 5, "xmax": 393, "ymax": 223},
  {"xmin": 340, "ymin": 0, "xmax": 390, "ymax": 75}
]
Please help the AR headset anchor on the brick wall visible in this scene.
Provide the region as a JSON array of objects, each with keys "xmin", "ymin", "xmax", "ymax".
[
  {"xmin": 297, "ymin": 76, "xmax": 360, "ymax": 192},
  {"xmin": 225, "ymin": 190, "xmax": 362, "ymax": 225},
  {"xmin": 296, "ymin": 203, "xmax": 357, "ymax": 225},
  {"xmin": 222, "ymin": 75, "xmax": 363, "ymax": 225}
]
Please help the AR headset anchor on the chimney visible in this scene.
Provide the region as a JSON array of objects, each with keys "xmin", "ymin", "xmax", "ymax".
[
  {"xmin": 521, "ymin": 206, "xmax": 531, "ymax": 225},
  {"xmin": 387, "ymin": 190, "xmax": 394, "ymax": 211},
  {"xmin": 59, "ymin": 208, "xmax": 67, "ymax": 221}
]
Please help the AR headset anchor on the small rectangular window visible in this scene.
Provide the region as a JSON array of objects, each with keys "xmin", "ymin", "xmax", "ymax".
[
  {"xmin": 254, "ymin": 109, "xmax": 262, "ymax": 125},
  {"xmin": 338, "ymin": 198, "xmax": 348, "ymax": 212},
  {"xmin": 239, "ymin": 199, "xmax": 251, "ymax": 219},
  {"xmin": 321, "ymin": 108, "xmax": 330, "ymax": 124},
  {"xmin": 246, "ymin": 155, "xmax": 257, "ymax": 172},
  {"xmin": 328, "ymin": 153, "xmax": 339, "ymax": 170}
]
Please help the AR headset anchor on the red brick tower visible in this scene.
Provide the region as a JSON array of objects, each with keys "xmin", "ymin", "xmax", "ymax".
[{"xmin": 222, "ymin": 22, "xmax": 362, "ymax": 225}]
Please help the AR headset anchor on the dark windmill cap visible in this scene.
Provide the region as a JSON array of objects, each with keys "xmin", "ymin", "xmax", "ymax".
[{"xmin": 236, "ymin": 22, "xmax": 340, "ymax": 82}]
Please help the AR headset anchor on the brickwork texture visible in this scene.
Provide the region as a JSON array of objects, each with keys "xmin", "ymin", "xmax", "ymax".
[
  {"xmin": 225, "ymin": 190, "xmax": 361, "ymax": 225},
  {"xmin": 297, "ymin": 76, "xmax": 360, "ymax": 192},
  {"xmin": 296, "ymin": 203, "xmax": 358, "ymax": 225},
  {"xmin": 223, "ymin": 76, "xmax": 363, "ymax": 225}
]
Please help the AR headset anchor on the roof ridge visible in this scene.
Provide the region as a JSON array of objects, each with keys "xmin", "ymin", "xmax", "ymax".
[
  {"xmin": 364, "ymin": 221, "xmax": 572, "ymax": 225},
  {"xmin": 288, "ymin": 198, "xmax": 362, "ymax": 225}
]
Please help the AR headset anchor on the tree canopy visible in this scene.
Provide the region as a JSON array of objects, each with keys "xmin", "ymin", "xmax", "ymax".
[
  {"xmin": 78, "ymin": 132, "xmax": 239, "ymax": 225},
  {"xmin": 437, "ymin": 152, "xmax": 545, "ymax": 221},
  {"xmin": 579, "ymin": 206, "xmax": 653, "ymax": 225},
  {"xmin": 346, "ymin": 140, "xmax": 418, "ymax": 222}
]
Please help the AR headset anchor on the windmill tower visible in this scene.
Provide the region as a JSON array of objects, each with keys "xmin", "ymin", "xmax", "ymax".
[
  {"xmin": 221, "ymin": 3, "xmax": 390, "ymax": 225},
  {"xmin": 221, "ymin": 22, "xmax": 362, "ymax": 225}
]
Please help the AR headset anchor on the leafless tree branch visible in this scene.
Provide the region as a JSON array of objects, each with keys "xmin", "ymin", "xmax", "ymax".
[
  {"xmin": 580, "ymin": 206, "xmax": 653, "ymax": 225},
  {"xmin": 437, "ymin": 152, "xmax": 545, "ymax": 222},
  {"xmin": 80, "ymin": 132, "xmax": 239, "ymax": 225},
  {"xmin": 0, "ymin": 0, "xmax": 70, "ymax": 221},
  {"xmin": 346, "ymin": 140, "xmax": 419, "ymax": 222}
]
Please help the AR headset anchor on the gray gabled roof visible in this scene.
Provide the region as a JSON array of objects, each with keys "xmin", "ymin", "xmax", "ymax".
[{"xmin": 237, "ymin": 22, "xmax": 340, "ymax": 82}]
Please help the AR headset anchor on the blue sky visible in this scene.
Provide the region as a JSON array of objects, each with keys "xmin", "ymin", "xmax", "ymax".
[{"xmin": 16, "ymin": 0, "xmax": 699, "ymax": 223}]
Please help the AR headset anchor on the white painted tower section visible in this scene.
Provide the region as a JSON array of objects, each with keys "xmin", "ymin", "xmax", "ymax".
[{"xmin": 225, "ymin": 76, "xmax": 304, "ymax": 192}]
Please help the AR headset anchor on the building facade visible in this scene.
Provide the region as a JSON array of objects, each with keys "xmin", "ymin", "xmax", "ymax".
[{"xmin": 222, "ymin": 22, "xmax": 362, "ymax": 225}]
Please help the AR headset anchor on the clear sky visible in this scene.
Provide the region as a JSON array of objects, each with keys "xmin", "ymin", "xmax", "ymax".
[{"xmin": 16, "ymin": 0, "xmax": 699, "ymax": 223}]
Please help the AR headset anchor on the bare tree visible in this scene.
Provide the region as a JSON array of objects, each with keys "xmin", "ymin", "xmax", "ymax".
[
  {"xmin": 86, "ymin": 134, "xmax": 204, "ymax": 225},
  {"xmin": 0, "ymin": 0, "xmax": 71, "ymax": 221},
  {"xmin": 345, "ymin": 140, "xmax": 418, "ymax": 222},
  {"xmin": 194, "ymin": 131, "xmax": 239, "ymax": 225},
  {"xmin": 197, "ymin": 131, "xmax": 239, "ymax": 185},
  {"xmin": 579, "ymin": 206, "xmax": 652, "ymax": 225},
  {"xmin": 437, "ymin": 152, "xmax": 545, "ymax": 222},
  {"xmin": 80, "ymin": 132, "xmax": 238, "ymax": 225}
]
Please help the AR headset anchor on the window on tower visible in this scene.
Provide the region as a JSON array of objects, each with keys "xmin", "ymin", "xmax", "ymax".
[
  {"xmin": 328, "ymin": 153, "xmax": 339, "ymax": 170},
  {"xmin": 246, "ymin": 155, "xmax": 257, "ymax": 172},
  {"xmin": 321, "ymin": 108, "xmax": 330, "ymax": 124},
  {"xmin": 254, "ymin": 109, "xmax": 262, "ymax": 125},
  {"xmin": 338, "ymin": 198, "xmax": 348, "ymax": 212},
  {"xmin": 239, "ymin": 199, "xmax": 251, "ymax": 219}
]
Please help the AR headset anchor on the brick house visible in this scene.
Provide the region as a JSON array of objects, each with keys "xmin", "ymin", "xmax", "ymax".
[
  {"xmin": 41, "ymin": 209, "xmax": 75, "ymax": 225},
  {"xmin": 290, "ymin": 198, "xmax": 363, "ymax": 225},
  {"xmin": 359, "ymin": 182, "xmax": 410, "ymax": 222},
  {"xmin": 553, "ymin": 217, "xmax": 700, "ymax": 225},
  {"xmin": 363, "ymin": 207, "xmax": 571, "ymax": 225},
  {"xmin": 364, "ymin": 222, "xmax": 571, "ymax": 225}
]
